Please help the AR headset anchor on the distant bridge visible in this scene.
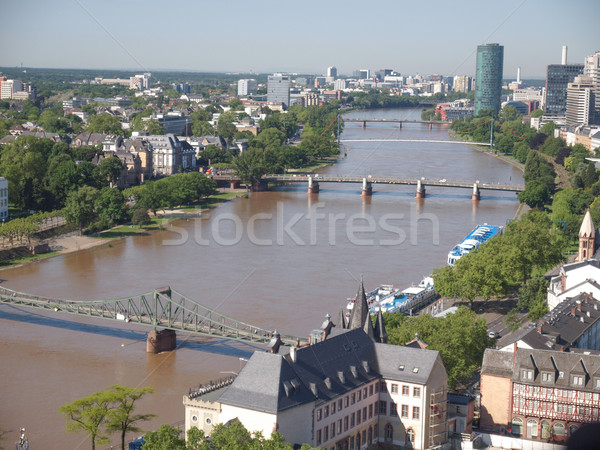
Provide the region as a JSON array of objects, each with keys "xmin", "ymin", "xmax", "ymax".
[
  {"xmin": 0, "ymin": 286, "xmax": 305, "ymax": 351},
  {"xmin": 340, "ymin": 138, "xmax": 490, "ymax": 146},
  {"xmin": 344, "ymin": 119, "xmax": 450, "ymax": 126}
]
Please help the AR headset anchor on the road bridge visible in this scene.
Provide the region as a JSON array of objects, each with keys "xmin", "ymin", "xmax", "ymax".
[
  {"xmin": 340, "ymin": 138, "xmax": 490, "ymax": 146},
  {"xmin": 0, "ymin": 286, "xmax": 305, "ymax": 352}
]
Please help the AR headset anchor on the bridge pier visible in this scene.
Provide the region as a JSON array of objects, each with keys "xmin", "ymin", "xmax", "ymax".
[
  {"xmin": 398, "ymin": 121, "xmax": 402, "ymax": 130},
  {"xmin": 472, "ymin": 183, "xmax": 481, "ymax": 201},
  {"xmin": 230, "ymin": 180, "xmax": 240, "ymax": 189},
  {"xmin": 362, "ymin": 178, "xmax": 373, "ymax": 196},
  {"xmin": 146, "ymin": 329, "xmax": 177, "ymax": 353},
  {"xmin": 416, "ymin": 179, "xmax": 426, "ymax": 199},
  {"xmin": 251, "ymin": 180, "xmax": 269, "ymax": 192},
  {"xmin": 429, "ymin": 123, "xmax": 432, "ymax": 131},
  {"xmin": 362, "ymin": 121, "xmax": 367, "ymax": 128},
  {"xmin": 308, "ymin": 176, "xmax": 319, "ymax": 194}
]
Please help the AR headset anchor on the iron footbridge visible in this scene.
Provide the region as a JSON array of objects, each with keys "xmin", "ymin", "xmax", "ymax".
[{"xmin": 0, "ymin": 286, "xmax": 304, "ymax": 346}]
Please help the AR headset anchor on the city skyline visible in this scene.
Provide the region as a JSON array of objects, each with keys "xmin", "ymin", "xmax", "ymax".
[{"xmin": 1, "ymin": 0, "xmax": 598, "ymax": 79}]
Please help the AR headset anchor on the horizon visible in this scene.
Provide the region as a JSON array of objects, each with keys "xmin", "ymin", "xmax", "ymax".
[{"xmin": 1, "ymin": 0, "xmax": 598, "ymax": 80}]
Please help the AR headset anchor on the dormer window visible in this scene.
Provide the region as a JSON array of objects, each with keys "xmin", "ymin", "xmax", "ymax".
[
  {"xmin": 594, "ymin": 378, "xmax": 600, "ymax": 390},
  {"xmin": 572, "ymin": 375, "xmax": 584, "ymax": 387},
  {"xmin": 541, "ymin": 372, "xmax": 553, "ymax": 383},
  {"xmin": 521, "ymin": 369, "xmax": 533, "ymax": 380}
]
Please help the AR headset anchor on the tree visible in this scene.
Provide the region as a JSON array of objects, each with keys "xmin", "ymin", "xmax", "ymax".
[
  {"xmin": 386, "ymin": 306, "xmax": 491, "ymax": 389},
  {"xmin": 96, "ymin": 187, "xmax": 129, "ymax": 225},
  {"xmin": 517, "ymin": 276, "xmax": 550, "ymax": 320},
  {"xmin": 64, "ymin": 186, "xmax": 100, "ymax": 235},
  {"xmin": 99, "ymin": 157, "xmax": 124, "ymax": 187},
  {"xmin": 59, "ymin": 390, "xmax": 113, "ymax": 450},
  {"xmin": 132, "ymin": 208, "xmax": 152, "ymax": 227},
  {"xmin": 232, "ymin": 147, "xmax": 283, "ymax": 187},
  {"xmin": 504, "ymin": 308, "xmax": 522, "ymax": 332},
  {"xmin": 105, "ymin": 385, "xmax": 155, "ymax": 450},
  {"xmin": 142, "ymin": 424, "xmax": 185, "ymax": 450},
  {"xmin": 145, "ymin": 119, "xmax": 164, "ymax": 135},
  {"xmin": 86, "ymin": 113, "xmax": 124, "ymax": 135}
]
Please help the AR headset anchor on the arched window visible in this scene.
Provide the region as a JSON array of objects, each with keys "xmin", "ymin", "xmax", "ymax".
[
  {"xmin": 512, "ymin": 417, "xmax": 523, "ymax": 436},
  {"xmin": 356, "ymin": 432, "xmax": 361, "ymax": 449},
  {"xmin": 553, "ymin": 422, "xmax": 565, "ymax": 436},
  {"xmin": 527, "ymin": 419, "xmax": 538, "ymax": 438},
  {"xmin": 406, "ymin": 428, "xmax": 415, "ymax": 445},
  {"xmin": 569, "ymin": 424, "xmax": 578, "ymax": 436},
  {"xmin": 541, "ymin": 421, "xmax": 551, "ymax": 440},
  {"xmin": 368, "ymin": 426, "xmax": 373, "ymax": 444},
  {"xmin": 384, "ymin": 423, "xmax": 393, "ymax": 442},
  {"xmin": 350, "ymin": 436, "xmax": 354, "ymax": 450}
]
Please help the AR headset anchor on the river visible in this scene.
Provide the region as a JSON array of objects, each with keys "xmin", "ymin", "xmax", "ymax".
[{"xmin": 0, "ymin": 108, "xmax": 523, "ymax": 449}]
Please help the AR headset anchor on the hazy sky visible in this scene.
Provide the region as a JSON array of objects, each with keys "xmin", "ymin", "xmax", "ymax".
[{"xmin": 2, "ymin": 0, "xmax": 598, "ymax": 78}]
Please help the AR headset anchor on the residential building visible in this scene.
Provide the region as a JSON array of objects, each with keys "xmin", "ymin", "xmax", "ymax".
[
  {"xmin": 327, "ymin": 66, "xmax": 338, "ymax": 79},
  {"xmin": 545, "ymin": 46, "xmax": 584, "ymax": 117},
  {"xmin": 129, "ymin": 73, "xmax": 151, "ymax": 90},
  {"xmin": 453, "ymin": 75, "xmax": 472, "ymax": 93},
  {"xmin": 566, "ymin": 76, "xmax": 595, "ymax": 126},
  {"xmin": 267, "ymin": 74, "xmax": 290, "ymax": 108},
  {"xmin": 481, "ymin": 347, "xmax": 600, "ymax": 443},
  {"xmin": 183, "ymin": 282, "xmax": 448, "ymax": 449},
  {"xmin": 0, "ymin": 79, "xmax": 23, "ymax": 99},
  {"xmin": 238, "ymin": 79, "xmax": 258, "ymax": 96},
  {"xmin": 133, "ymin": 134, "xmax": 183, "ymax": 176},
  {"xmin": 334, "ymin": 79, "xmax": 347, "ymax": 91},
  {"xmin": 475, "ymin": 43, "xmax": 504, "ymax": 115},
  {"xmin": 584, "ymin": 51, "xmax": 600, "ymax": 125},
  {"xmin": 0, "ymin": 177, "xmax": 8, "ymax": 220}
]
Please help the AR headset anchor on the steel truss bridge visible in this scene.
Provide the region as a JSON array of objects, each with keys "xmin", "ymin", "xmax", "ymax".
[{"xmin": 0, "ymin": 285, "xmax": 304, "ymax": 346}]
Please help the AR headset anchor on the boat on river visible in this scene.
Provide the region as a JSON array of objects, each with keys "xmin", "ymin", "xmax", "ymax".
[
  {"xmin": 346, "ymin": 277, "xmax": 436, "ymax": 315},
  {"xmin": 447, "ymin": 223, "xmax": 503, "ymax": 266}
]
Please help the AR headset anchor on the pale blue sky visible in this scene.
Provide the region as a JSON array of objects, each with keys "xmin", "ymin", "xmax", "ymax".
[{"xmin": 1, "ymin": 0, "xmax": 598, "ymax": 78}]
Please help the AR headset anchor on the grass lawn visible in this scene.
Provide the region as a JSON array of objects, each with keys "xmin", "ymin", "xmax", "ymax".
[{"xmin": 0, "ymin": 251, "xmax": 59, "ymax": 267}]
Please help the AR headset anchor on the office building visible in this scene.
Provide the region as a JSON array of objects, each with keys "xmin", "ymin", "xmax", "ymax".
[
  {"xmin": 267, "ymin": 74, "xmax": 290, "ymax": 108},
  {"xmin": 327, "ymin": 66, "xmax": 337, "ymax": 79},
  {"xmin": 474, "ymin": 43, "xmax": 504, "ymax": 115},
  {"xmin": 566, "ymin": 76, "xmax": 595, "ymax": 125},
  {"xmin": 130, "ymin": 73, "xmax": 151, "ymax": 90},
  {"xmin": 334, "ymin": 79, "xmax": 347, "ymax": 90},
  {"xmin": 237, "ymin": 79, "xmax": 258, "ymax": 96},
  {"xmin": 545, "ymin": 46, "xmax": 584, "ymax": 117},
  {"xmin": 453, "ymin": 76, "xmax": 472, "ymax": 93},
  {"xmin": 584, "ymin": 51, "xmax": 600, "ymax": 124},
  {"xmin": 0, "ymin": 79, "xmax": 24, "ymax": 99}
]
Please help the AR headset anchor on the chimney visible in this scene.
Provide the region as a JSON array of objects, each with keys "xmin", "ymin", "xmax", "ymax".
[
  {"xmin": 537, "ymin": 320, "xmax": 545, "ymax": 333},
  {"xmin": 572, "ymin": 307, "xmax": 577, "ymax": 316},
  {"xmin": 517, "ymin": 67, "xmax": 521, "ymax": 84},
  {"xmin": 513, "ymin": 342, "xmax": 518, "ymax": 367},
  {"xmin": 577, "ymin": 300, "xmax": 582, "ymax": 312},
  {"xmin": 562, "ymin": 45, "xmax": 568, "ymax": 65},
  {"xmin": 267, "ymin": 331, "xmax": 282, "ymax": 354}
]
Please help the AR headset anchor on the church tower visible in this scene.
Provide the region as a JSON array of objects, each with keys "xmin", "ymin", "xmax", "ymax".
[{"xmin": 578, "ymin": 210, "xmax": 596, "ymax": 261}]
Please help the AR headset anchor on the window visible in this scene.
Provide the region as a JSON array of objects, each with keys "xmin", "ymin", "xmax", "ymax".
[
  {"xmin": 380, "ymin": 381, "xmax": 387, "ymax": 392},
  {"xmin": 412, "ymin": 406, "xmax": 420, "ymax": 420},
  {"xmin": 522, "ymin": 369, "xmax": 533, "ymax": 380},
  {"xmin": 324, "ymin": 405, "xmax": 329, "ymax": 418},
  {"xmin": 369, "ymin": 384, "xmax": 374, "ymax": 396},
  {"xmin": 357, "ymin": 390, "xmax": 362, "ymax": 401},
  {"xmin": 401, "ymin": 404, "xmax": 409, "ymax": 418},
  {"xmin": 553, "ymin": 423, "xmax": 565, "ymax": 436},
  {"xmin": 512, "ymin": 418, "xmax": 523, "ymax": 436},
  {"xmin": 324, "ymin": 426, "xmax": 329, "ymax": 442},
  {"xmin": 595, "ymin": 378, "xmax": 600, "ymax": 389},
  {"xmin": 572, "ymin": 375, "xmax": 584, "ymax": 386},
  {"xmin": 369, "ymin": 403, "xmax": 373, "ymax": 419},
  {"xmin": 351, "ymin": 393, "xmax": 356, "ymax": 404},
  {"xmin": 541, "ymin": 371, "xmax": 553, "ymax": 383},
  {"xmin": 191, "ymin": 415, "xmax": 198, "ymax": 423},
  {"xmin": 375, "ymin": 382, "xmax": 379, "ymax": 393},
  {"xmin": 391, "ymin": 384, "xmax": 399, "ymax": 394},
  {"xmin": 380, "ymin": 401, "xmax": 387, "ymax": 415},
  {"xmin": 413, "ymin": 387, "xmax": 421, "ymax": 398},
  {"xmin": 337, "ymin": 419, "xmax": 342, "ymax": 434},
  {"xmin": 357, "ymin": 409, "xmax": 361, "ymax": 424},
  {"xmin": 362, "ymin": 430, "xmax": 366, "ymax": 445},
  {"xmin": 345, "ymin": 396, "xmax": 349, "ymax": 407},
  {"xmin": 351, "ymin": 412, "xmax": 355, "ymax": 428},
  {"xmin": 317, "ymin": 409, "xmax": 322, "ymax": 421},
  {"xmin": 390, "ymin": 403, "xmax": 398, "ymax": 416},
  {"xmin": 338, "ymin": 399, "xmax": 343, "ymax": 410},
  {"xmin": 363, "ymin": 406, "xmax": 367, "ymax": 421},
  {"xmin": 317, "ymin": 430, "xmax": 322, "ymax": 445},
  {"xmin": 541, "ymin": 421, "xmax": 551, "ymax": 440},
  {"xmin": 402, "ymin": 385, "xmax": 409, "ymax": 396},
  {"xmin": 331, "ymin": 402, "xmax": 336, "ymax": 414},
  {"xmin": 406, "ymin": 428, "xmax": 415, "ymax": 444},
  {"xmin": 368, "ymin": 426, "xmax": 372, "ymax": 445},
  {"xmin": 363, "ymin": 387, "xmax": 367, "ymax": 398},
  {"xmin": 331, "ymin": 423, "xmax": 335, "ymax": 438},
  {"xmin": 344, "ymin": 416, "xmax": 349, "ymax": 431},
  {"xmin": 527, "ymin": 419, "xmax": 538, "ymax": 438}
]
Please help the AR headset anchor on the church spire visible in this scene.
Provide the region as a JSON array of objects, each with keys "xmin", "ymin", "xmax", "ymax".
[
  {"xmin": 348, "ymin": 277, "xmax": 375, "ymax": 340},
  {"xmin": 374, "ymin": 308, "xmax": 388, "ymax": 344},
  {"xmin": 578, "ymin": 209, "xmax": 596, "ymax": 261}
]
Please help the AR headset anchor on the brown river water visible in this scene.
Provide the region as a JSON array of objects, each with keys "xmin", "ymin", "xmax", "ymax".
[{"xmin": 0, "ymin": 108, "xmax": 523, "ymax": 449}]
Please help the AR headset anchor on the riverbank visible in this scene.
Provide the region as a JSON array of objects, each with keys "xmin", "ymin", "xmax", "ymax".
[{"xmin": 0, "ymin": 190, "xmax": 248, "ymax": 271}]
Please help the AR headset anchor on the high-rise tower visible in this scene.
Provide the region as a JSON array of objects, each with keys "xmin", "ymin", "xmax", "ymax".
[
  {"xmin": 475, "ymin": 43, "xmax": 504, "ymax": 115},
  {"xmin": 544, "ymin": 46, "xmax": 584, "ymax": 117},
  {"xmin": 584, "ymin": 51, "xmax": 600, "ymax": 125}
]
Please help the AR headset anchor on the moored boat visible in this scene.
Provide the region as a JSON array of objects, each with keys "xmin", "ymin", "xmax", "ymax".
[{"xmin": 447, "ymin": 223, "xmax": 503, "ymax": 266}]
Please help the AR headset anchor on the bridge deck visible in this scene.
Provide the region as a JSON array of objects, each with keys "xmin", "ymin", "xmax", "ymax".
[{"xmin": 0, "ymin": 286, "xmax": 305, "ymax": 346}]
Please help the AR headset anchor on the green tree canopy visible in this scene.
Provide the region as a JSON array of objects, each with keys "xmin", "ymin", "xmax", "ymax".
[
  {"xmin": 64, "ymin": 185, "xmax": 100, "ymax": 235},
  {"xmin": 86, "ymin": 113, "xmax": 124, "ymax": 135}
]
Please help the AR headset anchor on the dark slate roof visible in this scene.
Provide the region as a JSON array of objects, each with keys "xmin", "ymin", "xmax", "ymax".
[
  {"xmin": 217, "ymin": 328, "xmax": 445, "ymax": 413},
  {"xmin": 373, "ymin": 342, "xmax": 442, "ymax": 385},
  {"xmin": 483, "ymin": 348, "xmax": 600, "ymax": 391}
]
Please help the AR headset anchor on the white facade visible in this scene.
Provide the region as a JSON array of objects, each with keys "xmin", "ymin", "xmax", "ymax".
[
  {"xmin": 267, "ymin": 74, "xmax": 290, "ymax": 107},
  {"xmin": 548, "ymin": 260, "xmax": 600, "ymax": 310},
  {"xmin": 566, "ymin": 76, "xmax": 594, "ymax": 126},
  {"xmin": 0, "ymin": 79, "xmax": 23, "ymax": 99},
  {"xmin": 237, "ymin": 79, "xmax": 258, "ymax": 96},
  {"xmin": 327, "ymin": 66, "xmax": 337, "ymax": 79},
  {"xmin": 0, "ymin": 177, "xmax": 8, "ymax": 220}
]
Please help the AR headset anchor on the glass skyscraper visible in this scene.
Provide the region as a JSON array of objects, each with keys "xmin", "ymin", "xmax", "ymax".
[
  {"xmin": 545, "ymin": 63, "xmax": 584, "ymax": 117},
  {"xmin": 475, "ymin": 43, "xmax": 504, "ymax": 115}
]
